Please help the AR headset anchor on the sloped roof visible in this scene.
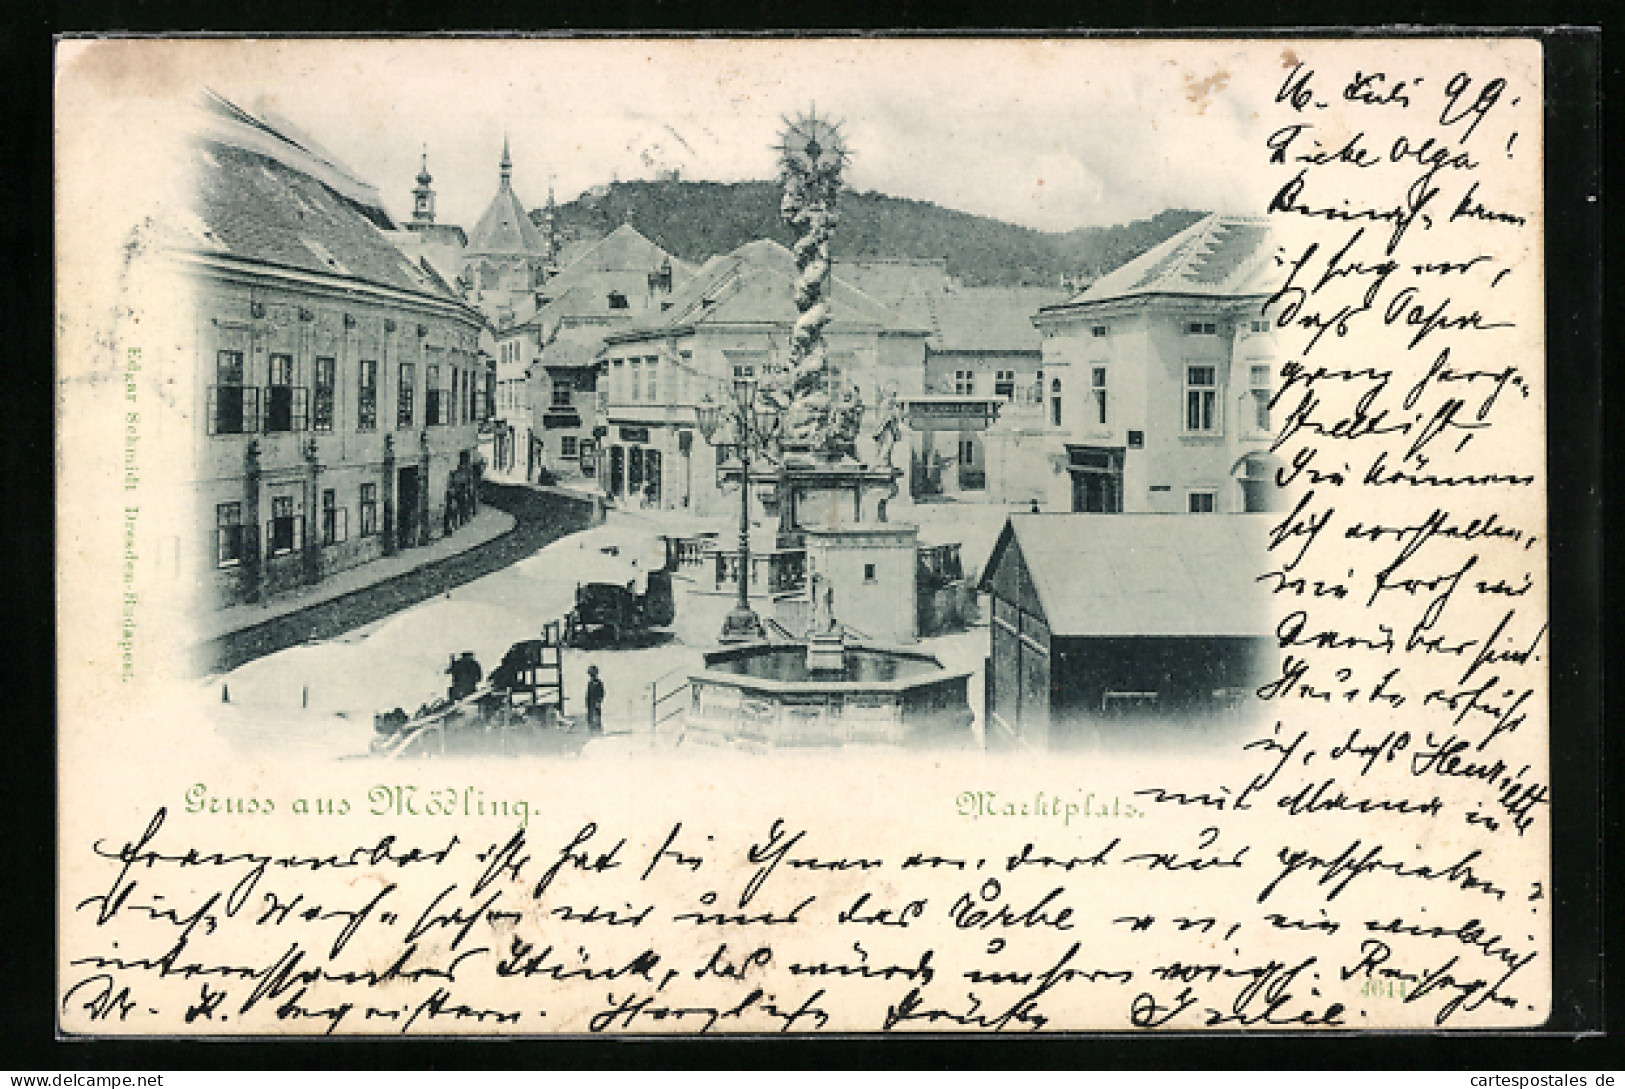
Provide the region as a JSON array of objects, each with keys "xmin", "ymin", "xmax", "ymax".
[
  {"xmin": 840, "ymin": 259, "xmax": 951, "ymax": 302},
  {"xmin": 610, "ymin": 238, "xmax": 930, "ymax": 341},
  {"xmin": 185, "ymin": 139, "xmax": 464, "ymax": 306},
  {"xmin": 467, "ymin": 179, "xmax": 545, "ymax": 256},
  {"xmin": 929, "ymin": 287, "xmax": 1067, "ymax": 352},
  {"xmin": 1044, "ymin": 214, "xmax": 1278, "ymax": 310},
  {"xmin": 838, "ymin": 260, "xmax": 952, "ymax": 336},
  {"xmin": 519, "ymin": 224, "xmax": 696, "ymax": 327},
  {"xmin": 539, "ymin": 335, "xmax": 600, "ymax": 371},
  {"xmin": 382, "ymin": 228, "xmax": 468, "ymax": 292},
  {"xmin": 198, "ymin": 91, "xmax": 390, "ymax": 226},
  {"xmin": 981, "ymin": 514, "xmax": 1271, "ymax": 638},
  {"xmin": 561, "ymin": 223, "xmax": 679, "ymax": 274}
]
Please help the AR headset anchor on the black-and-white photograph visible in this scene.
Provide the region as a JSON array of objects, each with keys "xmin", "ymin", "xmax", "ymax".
[
  {"xmin": 55, "ymin": 36, "xmax": 1560, "ymax": 1036},
  {"xmin": 101, "ymin": 41, "xmax": 1294, "ymax": 760}
]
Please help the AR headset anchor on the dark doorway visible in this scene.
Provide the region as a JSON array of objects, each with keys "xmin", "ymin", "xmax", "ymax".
[
  {"xmin": 628, "ymin": 446, "xmax": 645, "ymax": 497},
  {"xmin": 397, "ymin": 465, "xmax": 419, "ymax": 549},
  {"xmin": 1237, "ymin": 453, "xmax": 1285, "ymax": 513},
  {"xmin": 644, "ymin": 448, "xmax": 662, "ymax": 507},
  {"xmin": 608, "ymin": 445, "xmax": 625, "ymax": 498},
  {"xmin": 1067, "ymin": 445, "xmax": 1124, "ymax": 513}
]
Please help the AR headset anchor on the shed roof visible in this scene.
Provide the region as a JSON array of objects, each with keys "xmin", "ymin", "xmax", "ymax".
[
  {"xmin": 197, "ymin": 91, "xmax": 390, "ymax": 225},
  {"xmin": 980, "ymin": 513, "xmax": 1272, "ymax": 638}
]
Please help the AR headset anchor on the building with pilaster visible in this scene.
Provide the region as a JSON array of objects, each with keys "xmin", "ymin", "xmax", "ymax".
[
  {"xmin": 595, "ymin": 238, "xmax": 931, "ymax": 514},
  {"xmin": 173, "ymin": 93, "xmax": 489, "ymax": 611}
]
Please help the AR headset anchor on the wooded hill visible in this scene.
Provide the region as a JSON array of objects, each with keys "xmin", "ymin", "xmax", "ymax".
[{"xmin": 536, "ymin": 180, "xmax": 1205, "ymax": 288}]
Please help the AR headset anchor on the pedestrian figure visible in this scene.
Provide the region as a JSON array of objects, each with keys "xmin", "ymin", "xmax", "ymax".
[
  {"xmin": 447, "ymin": 651, "xmax": 483, "ymax": 701},
  {"xmin": 585, "ymin": 664, "xmax": 605, "ymax": 733}
]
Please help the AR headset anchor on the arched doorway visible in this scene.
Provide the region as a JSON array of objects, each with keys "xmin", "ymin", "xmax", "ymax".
[{"xmin": 1232, "ymin": 452, "xmax": 1286, "ymax": 513}]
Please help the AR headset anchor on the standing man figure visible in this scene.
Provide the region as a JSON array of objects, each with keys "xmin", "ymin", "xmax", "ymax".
[
  {"xmin": 447, "ymin": 651, "xmax": 482, "ymax": 701},
  {"xmin": 585, "ymin": 664, "xmax": 605, "ymax": 733}
]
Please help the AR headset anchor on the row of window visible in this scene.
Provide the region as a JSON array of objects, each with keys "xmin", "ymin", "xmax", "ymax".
[
  {"xmin": 604, "ymin": 349, "xmax": 863, "ymax": 407},
  {"xmin": 210, "ymin": 350, "xmax": 483, "ymax": 435},
  {"xmin": 215, "ymin": 484, "xmax": 381, "ymax": 567},
  {"xmin": 952, "ymin": 369, "xmax": 1035, "ymax": 399},
  {"xmin": 609, "ymin": 355, "xmax": 663, "ymax": 403},
  {"xmin": 1183, "ymin": 363, "xmax": 1273, "ymax": 434},
  {"xmin": 956, "ymin": 363, "xmax": 1272, "ymax": 435},
  {"xmin": 497, "ymin": 380, "xmax": 579, "ymax": 412},
  {"xmin": 1075, "ymin": 319, "xmax": 1271, "ymax": 339},
  {"xmin": 1187, "ymin": 320, "xmax": 1272, "ymax": 336}
]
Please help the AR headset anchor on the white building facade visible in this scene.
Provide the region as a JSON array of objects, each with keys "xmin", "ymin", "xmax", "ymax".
[{"xmin": 1020, "ymin": 214, "xmax": 1285, "ymax": 514}]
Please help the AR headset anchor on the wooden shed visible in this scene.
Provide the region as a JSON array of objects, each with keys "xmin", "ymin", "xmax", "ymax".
[{"xmin": 978, "ymin": 514, "xmax": 1275, "ymax": 750}]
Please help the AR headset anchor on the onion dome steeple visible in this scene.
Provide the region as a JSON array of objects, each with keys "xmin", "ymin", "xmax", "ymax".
[{"xmin": 411, "ymin": 144, "xmax": 436, "ymax": 225}]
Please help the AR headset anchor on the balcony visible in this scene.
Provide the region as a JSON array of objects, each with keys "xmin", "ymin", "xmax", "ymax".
[
  {"xmin": 709, "ymin": 545, "xmax": 807, "ymax": 597},
  {"xmin": 207, "ymin": 386, "xmax": 261, "ymax": 435},
  {"xmin": 208, "ymin": 386, "xmax": 317, "ymax": 435}
]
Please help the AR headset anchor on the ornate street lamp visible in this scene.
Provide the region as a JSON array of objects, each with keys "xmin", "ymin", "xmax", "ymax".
[{"xmin": 695, "ymin": 379, "xmax": 765, "ymax": 643}]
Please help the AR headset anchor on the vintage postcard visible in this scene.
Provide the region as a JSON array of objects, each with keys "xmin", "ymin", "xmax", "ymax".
[{"xmin": 56, "ymin": 36, "xmax": 1551, "ymax": 1034}]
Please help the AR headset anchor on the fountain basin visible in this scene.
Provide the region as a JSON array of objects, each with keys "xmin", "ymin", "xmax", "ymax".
[{"xmin": 686, "ymin": 642, "xmax": 974, "ymax": 748}]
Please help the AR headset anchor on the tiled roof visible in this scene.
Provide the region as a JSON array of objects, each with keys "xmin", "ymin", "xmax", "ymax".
[
  {"xmin": 613, "ymin": 239, "xmax": 930, "ymax": 340},
  {"xmin": 928, "ymin": 287, "xmax": 1067, "ymax": 352},
  {"xmin": 198, "ymin": 91, "xmax": 389, "ymax": 225},
  {"xmin": 538, "ymin": 335, "xmax": 600, "ymax": 371},
  {"xmin": 187, "ymin": 139, "xmax": 463, "ymax": 306},
  {"xmin": 982, "ymin": 513, "xmax": 1272, "ymax": 638},
  {"xmin": 382, "ymin": 229, "xmax": 468, "ymax": 293},
  {"xmin": 559, "ymin": 224, "xmax": 677, "ymax": 275},
  {"xmin": 467, "ymin": 181, "xmax": 545, "ymax": 256},
  {"xmin": 520, "ymin": 225, "xmax": 695, "ymax": 326},
  {"xmin": 1050, "ymin": 214, "xmax": 1279, "ymax": 308},
  {"xmin": 840, "ymin": 259, "xmax": 951, "ymax": 303}
]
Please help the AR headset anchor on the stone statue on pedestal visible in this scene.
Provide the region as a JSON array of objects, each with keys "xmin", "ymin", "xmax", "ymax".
[{"xmin": 772, "ymin": 108, "xmax": 852, "ymax": 461}]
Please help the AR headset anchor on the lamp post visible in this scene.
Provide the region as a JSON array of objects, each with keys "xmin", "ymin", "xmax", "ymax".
[{"xmin": 695, "ymin": 378, "xmax": 766, "ymax": 643}]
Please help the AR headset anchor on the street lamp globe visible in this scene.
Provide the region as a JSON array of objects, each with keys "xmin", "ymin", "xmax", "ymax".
[{"xmin": 694, "ymin": 394, "xmax": 722, "ymax": 444}]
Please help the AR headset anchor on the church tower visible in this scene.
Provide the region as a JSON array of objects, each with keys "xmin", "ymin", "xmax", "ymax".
[
  {"xmin": 541, "ymin": 182, "xmax": 560, "ymax": 273},
  {"xmin": 462, "ymin": 134, "xmax": 548, "ymax": 322},
  {"xmin": 411, "ymin": 145, "xmax": 436, "ymax": 225}
]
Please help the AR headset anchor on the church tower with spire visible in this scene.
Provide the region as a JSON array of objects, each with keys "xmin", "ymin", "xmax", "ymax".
[
  {"xmin": 400, "ymin": 144, "xmax": 466, "ymax": 252},
  {"xmin": 411, "ymin": 145, "xmax": 436, "ymax": 225},
  {"xmin": 461, "ymin": 135, "xmax": 549, "ymax": 324}
]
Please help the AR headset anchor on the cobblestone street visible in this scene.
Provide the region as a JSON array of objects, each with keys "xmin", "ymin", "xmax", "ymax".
[{"xmin": 201, "ymin": 483, "xmax": 600, "ymax": 675}]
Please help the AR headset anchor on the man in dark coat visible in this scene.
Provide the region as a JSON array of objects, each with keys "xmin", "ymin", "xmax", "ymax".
[
  {"xmin": 585, "ymin": 664, "xmax": 604, "ymax": 733},
  {"xmin": 447, "ymin": 651, "xmax": 482, "ymax": 701}
]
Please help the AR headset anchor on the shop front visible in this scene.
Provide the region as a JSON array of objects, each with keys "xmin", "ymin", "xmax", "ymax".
[{"xmin": 601, "ymin": 421, "xmax": 692, "ymax": 509}]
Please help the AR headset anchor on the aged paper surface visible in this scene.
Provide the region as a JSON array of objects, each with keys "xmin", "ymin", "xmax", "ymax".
[{"xmin": 57, "ymin": 37, "xmax": 1549, "ymax": 1034}]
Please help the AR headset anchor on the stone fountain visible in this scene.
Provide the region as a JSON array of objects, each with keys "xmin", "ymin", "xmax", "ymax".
[{"xmin": 681, "ymin": 108, "xmax": 973, "ymax": 749}]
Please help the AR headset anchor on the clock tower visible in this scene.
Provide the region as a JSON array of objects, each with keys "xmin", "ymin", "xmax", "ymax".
[{"xmin": 411, "ymin": 145, "xmax": 436, "ymax": 226}]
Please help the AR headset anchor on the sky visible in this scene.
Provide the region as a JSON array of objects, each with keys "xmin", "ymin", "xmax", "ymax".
[{"xmin": 61, "ymin": 38, "xmax": 1289, "ymax": 235}]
